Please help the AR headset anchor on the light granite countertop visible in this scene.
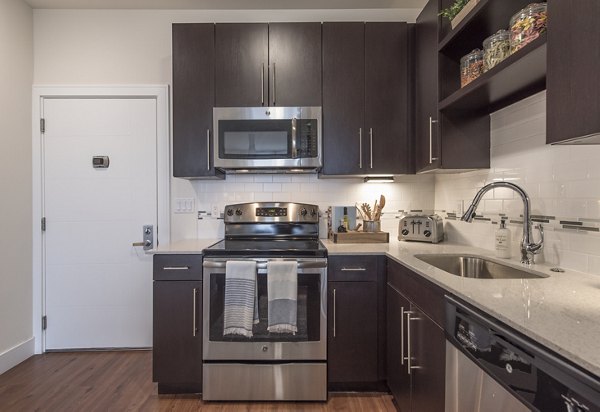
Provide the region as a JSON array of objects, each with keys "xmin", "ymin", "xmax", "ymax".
[
  {"xmin": 150, "ymin": 238, "xmax": 221, "ymax": 254},
  {"xmin": 151, "ymin": 238, "xmax": 600, "ymax": 378}
]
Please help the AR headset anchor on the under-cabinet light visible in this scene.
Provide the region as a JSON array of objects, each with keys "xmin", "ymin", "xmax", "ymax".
[{"xmin": 364, "ymin": 176, "xmax": 394, "ymax": 183}]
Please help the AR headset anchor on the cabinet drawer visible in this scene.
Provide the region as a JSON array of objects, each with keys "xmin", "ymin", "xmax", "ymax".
[
  {"xmin": 154, "ymin": 254, "xmax": 203, "ymax": 281},
  {"xmin": 329, "ymin": 255, "xmax": 379, "ymax": 282},
  {"xmin": 387, "ymin": 258, "xmax": 445, "ymax": 327}
]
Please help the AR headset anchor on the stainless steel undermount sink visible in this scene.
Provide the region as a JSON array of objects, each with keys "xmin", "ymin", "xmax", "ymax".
[{"xmin": 414, "ymin": 254, "xmax": 548, "ymax": 279}]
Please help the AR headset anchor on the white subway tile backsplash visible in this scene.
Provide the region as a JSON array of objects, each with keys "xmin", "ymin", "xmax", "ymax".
[
  {"xmin": 262, "ymin": 183, "xmax": 282, "ymax": 192},
  {"xmin": 253, "ymin": 175, "xmax": 273, "ymax": 183},
  {"xmin": 436, "ymin": 91, "xmax": 600, "ymax": 275}
]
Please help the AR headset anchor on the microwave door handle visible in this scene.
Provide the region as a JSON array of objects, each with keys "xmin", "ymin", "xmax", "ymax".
[{"xmin": 291, "ymin": 117, "xmax": 298, "ymax": 158}]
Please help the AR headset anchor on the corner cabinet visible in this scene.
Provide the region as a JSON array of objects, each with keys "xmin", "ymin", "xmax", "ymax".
[
  {"xmin": 172, "ymin": 24, "xmax": 224, "ymax": 179},
  {"xmin": 387, "ymin": 258, "xmax": 445, "ymax": 412},
  {"xmin": 215, "ymin": 23, "xmax": 322, "ymax": 108},
  {"xmin": 547, "ymin": 0, "xmax": 600, "ymax": 144},
  {"xmin": 327, "ymin": 255, "xmax": 387, "ymax": 390},
  {"xmin": 153, "ymin": 254, "xmax": 204, "ymax": 394},
  {"xmin": 322, "ymin": 22, "xmax": 411, "ymax": 176}
]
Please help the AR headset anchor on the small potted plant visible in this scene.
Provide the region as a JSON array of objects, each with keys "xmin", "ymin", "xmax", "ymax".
[{"xmin": 440, "ymin": 0, "xmax": 480, "ymax": 29}]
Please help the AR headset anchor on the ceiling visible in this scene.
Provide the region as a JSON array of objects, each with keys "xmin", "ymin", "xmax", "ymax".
[{"xmin": 25, "ymin": 0, "xmax": 427, "ymax": 9}]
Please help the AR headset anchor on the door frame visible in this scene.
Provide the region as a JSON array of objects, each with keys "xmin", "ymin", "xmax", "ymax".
[{"xmin": 32, "ymin": 85, "xmax": 170, "ymax": 353}]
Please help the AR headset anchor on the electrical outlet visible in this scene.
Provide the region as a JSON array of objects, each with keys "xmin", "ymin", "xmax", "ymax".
[
  {"xmin": 211, "ymin": 205, "xmax": 221, "ymax": 219},
  {"xmin": 455, "ymin": 200, "xmax": 464, "ymax": 215}
]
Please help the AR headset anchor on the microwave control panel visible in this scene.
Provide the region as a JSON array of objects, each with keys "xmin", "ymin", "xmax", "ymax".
[{"xmin": 298, "ymin": 119, "xmax": 319, "ymax": 158}]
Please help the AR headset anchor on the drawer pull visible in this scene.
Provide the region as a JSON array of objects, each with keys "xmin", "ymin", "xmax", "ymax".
[
  {"xmin": 162, "ymin": 266, "xmax": 190, "ymax": 271},
  {"xmin": 340, "ymin": 267, "xmax": 367, "ymax": 272}
]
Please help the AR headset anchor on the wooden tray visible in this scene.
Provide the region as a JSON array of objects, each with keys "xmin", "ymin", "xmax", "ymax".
[{"xmin": 331, "ymin": 231, "xmax": 390, "ymax": 244}]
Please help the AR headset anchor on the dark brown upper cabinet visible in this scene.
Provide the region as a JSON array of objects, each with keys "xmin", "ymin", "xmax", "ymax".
[
  {"xmin": 322, "ymin": 22, "xmax": 410, "ymax": 176},
  {"xmin": 215, "ymin": 23, "xmax": 321, "ymax": 108},
  {"xmin": 172, "ymin": 23, "xmax": 224, "ymax": 179},
  {"xmin": 547, "ymin": 0, "xmax": 600, "ymax": 145}
]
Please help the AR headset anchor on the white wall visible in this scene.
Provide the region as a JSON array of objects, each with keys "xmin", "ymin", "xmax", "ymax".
[
  {"xmin": 33, "ymin": 8, "xmax": 426, "ymax": 241},
  {"xmin": 0, "ymin": 0, "xmax": 34, "ymax": 372},
  {"xmin": 436, "ymin": 91, "xmax": 600, "ymax": 275}
]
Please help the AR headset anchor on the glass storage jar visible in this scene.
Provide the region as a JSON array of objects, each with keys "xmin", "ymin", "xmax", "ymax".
[
  {"xmin": 483, "ymin": 30, "xmax": 510, "ymax": 72},
  {"xmin": 510, "ymin": 3, "xmax": 547, "ymax": 53},
  {"xmin": 460, "ymin": 49, "xmax": 484, "ymax": 87}
]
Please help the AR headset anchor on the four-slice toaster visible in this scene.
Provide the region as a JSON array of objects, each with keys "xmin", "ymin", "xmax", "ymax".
[{"xmin": 398, "ymin": 214, "xmax": 444, "ymax": 243}]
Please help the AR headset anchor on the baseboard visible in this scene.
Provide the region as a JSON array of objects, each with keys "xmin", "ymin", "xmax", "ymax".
[{"xmin": 0, "ymin": 337, "xmax": 35, "ymax": 375}]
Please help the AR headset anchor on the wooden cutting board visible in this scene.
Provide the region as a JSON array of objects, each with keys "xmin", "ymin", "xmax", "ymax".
[{"xmin": 331, "ymin": 231, "xmax": 390, "ymax": 244}]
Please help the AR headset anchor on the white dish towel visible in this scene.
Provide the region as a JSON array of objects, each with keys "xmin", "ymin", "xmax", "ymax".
[
  {"xmin": 267, "ymin": 261, "xmax": 298, "ymax": 334},
  {"xmin": 223, "ymin": 260, "xmax": 259, "ymax": 337}
]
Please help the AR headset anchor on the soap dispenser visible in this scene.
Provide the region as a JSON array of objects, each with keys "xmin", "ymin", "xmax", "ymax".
[{"xmin": 495, "ymin": 218, "xmax": 512, "ymax": 259}]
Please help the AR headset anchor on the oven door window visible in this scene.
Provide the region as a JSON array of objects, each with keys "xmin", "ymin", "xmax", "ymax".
[
  {"xmin": 208, "ymin": 272, "xmax": 321, "ymax": 342},
  {"xmin": 218, "ymin": 120, "xmax": 292, "ymax": 159}
]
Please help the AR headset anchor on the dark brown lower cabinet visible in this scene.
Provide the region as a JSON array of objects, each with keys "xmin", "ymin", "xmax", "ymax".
[
  {"xmin": 387, "ymin": 258, "xmax": 445, "ymax": 411},
  {"xmin": 153, "ymin": 279, "xmax": 202, "ymax": 393},
  {"xmin": 328, "ymin": 281, "xmax": 378, "ymax": 384},
  {"xmin": 327, "ymin": 255, "xmax": 386, "ymax": 390}
]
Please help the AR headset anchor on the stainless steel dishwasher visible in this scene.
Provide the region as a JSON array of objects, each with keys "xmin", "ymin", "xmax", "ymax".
[{"xmin": 445, "ymin": 296, "xmax": 600, "ymax": 412}]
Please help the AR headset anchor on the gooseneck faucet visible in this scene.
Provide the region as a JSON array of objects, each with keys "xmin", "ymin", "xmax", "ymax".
[{"xmin": 461, "ymin": 182, "xmax": 544, "ymax": 265}]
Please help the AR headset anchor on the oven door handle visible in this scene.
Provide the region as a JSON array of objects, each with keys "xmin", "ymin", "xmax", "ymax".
[{"xmin": 203, "ymin": 260, "xmax": 327, "ymax": 269}]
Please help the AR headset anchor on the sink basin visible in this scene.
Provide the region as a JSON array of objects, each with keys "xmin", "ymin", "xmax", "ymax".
[{"xmin": 414, "ymin": 254, "xmax": 548, "ymax": 279}]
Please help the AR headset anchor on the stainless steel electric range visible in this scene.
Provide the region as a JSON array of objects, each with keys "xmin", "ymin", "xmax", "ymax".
[{"xmin": 202, "ymin": 202, "xmax": 327, "ymax": 401}]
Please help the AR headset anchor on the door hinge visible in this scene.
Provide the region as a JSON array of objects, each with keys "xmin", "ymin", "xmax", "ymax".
[
  {"xmin": 40, "ymin": 118, "xmax": 45, "ymax": 134},
  {"xmin": 42, "ymin": 316, "xmax": 47, "ymax": 330},
  {"xmin": 41, "ymin": 217, "xmax": 46, "ymax": 232}
]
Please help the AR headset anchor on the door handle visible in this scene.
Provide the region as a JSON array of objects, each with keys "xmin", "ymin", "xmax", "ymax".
[
  {"xmin": 132, "ymin": 225, "xmax": 153, "ymax": 250},
  {"xmin": 291, "ymin": 117, "xmax": 298, "ymax": 158}
]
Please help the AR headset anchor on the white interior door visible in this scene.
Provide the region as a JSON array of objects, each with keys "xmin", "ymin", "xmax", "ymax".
[{"xmin": 43, "ymin": 98, "xmax": 157, "ymax": 350}]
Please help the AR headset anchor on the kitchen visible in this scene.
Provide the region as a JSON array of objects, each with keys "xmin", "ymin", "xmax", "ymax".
[{"xmin": 1, "ymin": 0, "xmax": 600, "ymax": 410}]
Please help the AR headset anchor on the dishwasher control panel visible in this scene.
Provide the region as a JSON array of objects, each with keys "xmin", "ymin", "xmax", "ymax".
[{"xmin": 398, "ymin": 214, "xmax": 444, "ymax": 243}]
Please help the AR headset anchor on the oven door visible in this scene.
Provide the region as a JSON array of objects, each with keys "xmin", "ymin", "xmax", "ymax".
[
  {"xmin": 213, "ymin": 107, "xmax": 322, "ymax": 169},
  {"xmin": 202, "ymin": 258, "xmax": 327, "ymax": 361}
]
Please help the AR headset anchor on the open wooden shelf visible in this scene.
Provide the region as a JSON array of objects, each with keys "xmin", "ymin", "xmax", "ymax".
[
  {"xmin": 439, "ymin": 34, "xmax": 546, "ymax": 114},
  {"xmin": 438, "ymin": 0, "xmax": 536, "ymax": 61}
]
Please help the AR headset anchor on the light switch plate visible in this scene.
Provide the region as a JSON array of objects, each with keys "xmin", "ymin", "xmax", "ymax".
[{"xmin": 174, "ymin": 198, "xmax": 195, "ymax": 214}]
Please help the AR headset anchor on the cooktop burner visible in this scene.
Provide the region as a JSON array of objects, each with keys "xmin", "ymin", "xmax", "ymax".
[{"xmin": 203, "ymin": 239, "xmax": 327, "ymax": 258}]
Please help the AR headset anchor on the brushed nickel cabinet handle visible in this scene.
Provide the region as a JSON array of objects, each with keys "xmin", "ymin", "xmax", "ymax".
[
  {"xmin": 261, "ymin": 63, "xmax": 265, "ymax": 106},
  {"xmin": 162, "ymin": 266, "xmax": 190, "ymax": 271},
  {"xmin": 369, "ymin": 128, "xmax": 373, "ymax": 169},
  {"xmin": 359, "ymin": 128, "xmax": 363, "ymax": 169},
  {"xmin": 193, "ymin": 287, "xmax": 198, "ymax": 337},
  {"xmin": 333, "ymin": 288, "xmax": 337, "ymax": 338},
  {"xmin": 272, "ymin": 62, "xmax": 276, "ymax": 106},
  {"xmin": 400, "ymin": 306, "xmax": 405, "ymax": 365},
  {"xmin": 340, "ymin": 267, "xmax": 366, "ymax": 272},
  {"xmin": 429, "ymin": 116, "xmax": 439, "ymax": 163},
  {"xmin": 405, "ymin": 310, "xmax": 414, "ymax": 374},
  {"xmin": 206, "ymin": 129, "xmax": 210, "ymax": 171}
]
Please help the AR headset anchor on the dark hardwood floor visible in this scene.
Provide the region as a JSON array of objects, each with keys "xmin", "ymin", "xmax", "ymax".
[{"xmin": 0, "ymin": 351, "xmax": 394, "ymax": 411}]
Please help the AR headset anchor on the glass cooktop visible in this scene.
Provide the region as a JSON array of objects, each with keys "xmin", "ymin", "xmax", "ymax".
[{"xmin": 203, "ymin": 239, "xmax": 327, "ymax": 258}]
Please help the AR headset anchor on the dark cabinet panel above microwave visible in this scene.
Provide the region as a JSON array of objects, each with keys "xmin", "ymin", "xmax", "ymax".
[
  {"xmin": 215, "ymin": 23, "xmax": 322, "ymax": 108},
  {"xmin": 172, "ymin": 23, "xmax": 224, "ymax": 179},
  {"xmin": 215, "ymin": 23, "xmax": 269, "ymax": 108}
]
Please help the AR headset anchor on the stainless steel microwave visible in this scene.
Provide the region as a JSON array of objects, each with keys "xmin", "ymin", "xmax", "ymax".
[{"xmin": 213, "ymin": 107, "xmax": 322, "ymax": 172}]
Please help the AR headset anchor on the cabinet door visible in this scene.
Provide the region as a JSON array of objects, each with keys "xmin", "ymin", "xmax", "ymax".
[
  {"xmin": 215, "ymin": 23, "xmax": 268, "ymax": 107},
  {"xmin": 547, "ymin": 0, "xmax": 600, "ymax": 144},
  {"xmin": 322, "ymin": 22, "xmax": 365, "ymax": 175},
  {"xmin": 172, "ymin": 24, "xmax": 221, "ymax": 178},
  {"xmin": 410, "ymin": 306, "xmax": 446, "ymax": 412},
  {"xmin": 365, "ymin": 22, "xmax": 410, "ymax": 174},
  {"xmin": 387, "ymin": 284, "xmax": 412, "ymax": 412},
  {"xmin": 153, "ymin": 280, "xmax": 202, "ymax": 386},
  {"xmin": 268, "ymin": 23, "xmax": 322, "ymax": 107},
  {"xmin": 415, "ymin": 0, "xmax": 441, "ymax": 172},
  {"xmin": 328, "ymin": 281, "xmax": 378, "ymax": 383}
]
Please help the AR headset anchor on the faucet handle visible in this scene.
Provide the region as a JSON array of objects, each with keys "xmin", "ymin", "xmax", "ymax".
[{"xmin": 530, "ymin": 223, "xmax": 544, "ymax": 254}]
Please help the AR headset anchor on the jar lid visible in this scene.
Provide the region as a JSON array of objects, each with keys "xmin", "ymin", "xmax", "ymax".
[
  {"xmin": 511, "ymin": 2, "xmax": 547, "ymax": 22},
  {"xmin": 483, "ymin": 29, "xmax": 510, "ymax": 47},
  {"xmin": 460, "ymin": 48, "xmax": 483, "ymax": 63}
]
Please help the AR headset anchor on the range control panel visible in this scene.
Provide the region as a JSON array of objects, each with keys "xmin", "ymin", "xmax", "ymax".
[
  {"xmin": 399, "ymin": 214, "xmax": 444, "ymax": 243},
  {"xmin": 223, "ymin": 202, "xmax": 319, "ymax": 224},
  {"xmin": 256, "ymin": 207, "xmax": 288, "ymax": 217}
]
